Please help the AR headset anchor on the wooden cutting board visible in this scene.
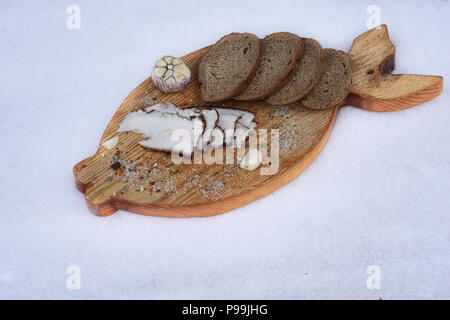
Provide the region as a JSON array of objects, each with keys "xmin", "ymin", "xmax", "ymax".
[{"xmin": 73, "ymin": 25, "xmax": 442, "ymax": 217}]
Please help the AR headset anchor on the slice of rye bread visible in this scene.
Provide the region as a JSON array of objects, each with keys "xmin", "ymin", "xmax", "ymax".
[
  {"xmin": 198, "ymin": 32, "xmax": 261, "ymax": 103},
  {"xmin": 266, "ymin": 38, "xmax": 323, "ymax": 105},
  {"xmin": 234, "ymin": 32, "xmax": 304, "ymax": 101},
  {"xmin": 302, "ymin": 49, "xmax": 352, "ymax": 110}
]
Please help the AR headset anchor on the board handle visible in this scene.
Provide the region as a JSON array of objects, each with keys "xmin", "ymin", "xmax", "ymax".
[{"xmin": 345, "ymin": 25, "xmax": 443, "ymax": 112}]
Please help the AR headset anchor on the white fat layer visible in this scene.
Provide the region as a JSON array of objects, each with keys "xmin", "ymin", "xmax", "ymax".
[
  {"xmin": 216, "ymin": 107, "xmax": 254, "ymax": 124},
  {"xmin": 145, "ymin": 102, "xmax": 199, "ymax": 118},
  {"xmin": 234, "ymin": 121, "xmax": 256, "ymax": 148},
  {"xmin": 197, "ymin": 109, "xmax": 219, "ymax": 150},
  {"xmin": 145, "ymin": 102, "xmax": 177, "ymax": 114},
  {"xmin": 119, "ymin": 103, "xmax": 255, "ymax": 154},
  {"xmin": 118, "ymin": 109, "xmax": 203, "ymax": 156},
  {"xmin": 217, "ymin": 113, "xmax": 239, "ymax": 145},
  {"xmin": 145, "ymin": 103, "xmax": 205, "ymax": 148},
  {"xmin": 215, "ymin": 107, "xmax": 255, "ymax": 146},
  {"xmin": 237, "ymin": 112, "xmax": 255, "ymax": 127}
]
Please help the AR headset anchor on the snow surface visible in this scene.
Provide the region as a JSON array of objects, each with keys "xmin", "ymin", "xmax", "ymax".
[{"xmin": 0, "ymin": 0, "xmax": 449, "ymax": 299}]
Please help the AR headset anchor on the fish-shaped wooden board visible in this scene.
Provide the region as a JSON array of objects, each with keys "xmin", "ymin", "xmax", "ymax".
[{"xmin": 74, "ymin": 25, "xmax": 443, "ymax": 217}]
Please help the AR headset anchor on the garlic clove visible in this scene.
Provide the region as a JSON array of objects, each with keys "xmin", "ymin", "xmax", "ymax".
[
  {"xmin": 174, "ymin": 73, "xmax": 185, "ymax": 82},
  {"xmin": 164, "ymin": 56, "xmax": 173, "ymax": 64},
  {"xmin": 173, "ymin": 64, "xmax": 187, "ymax": 74},
  {"xmin": 156, "ymin": 60, "xmax": 167, "ymax": 67},
  {"xmin": 153, "ymin": 67, "xmax": 166, "ymax": 77},
  {"xmin": 163, "ymin": 70, "xmax": 173, "ymax": 80},
  {"xmin": 102, "ymin": 136, "xmax": 119, "ymax": 150},
  {"xmin": 240, "ymin": 149, "xmax": 262, "ymax": 171},
  {"xmin": 166, "ymin": 77, "xmax": 176, "ymax": 85}
]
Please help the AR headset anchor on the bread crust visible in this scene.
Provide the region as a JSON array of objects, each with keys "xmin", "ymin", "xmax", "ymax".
[
  {"xmin": 265, "ymin": 38, "xmax": 324, "ymax": 105},
  {"xmin": 199, "ymin": 32, "xmax": 262, "ymax": 103},
  {"xmin": 234, "ymin": 32, "xmax": 304, "ymax": 102},
  {"xmin": 302, "ymin": 48, "xmax": 351, "ymax": 110}
]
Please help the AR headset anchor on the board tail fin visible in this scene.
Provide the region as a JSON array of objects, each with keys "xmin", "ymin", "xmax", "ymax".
[{"xmin": 346, "ymin": 25, "xmax": 443, "ymax": 112}]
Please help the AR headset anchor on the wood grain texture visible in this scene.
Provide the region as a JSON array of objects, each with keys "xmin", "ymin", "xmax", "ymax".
[
  {"xmin": 347, "ymin": 25, "xmax": 443, "ymax": 112},
  {"xmin": 73, "ymin": 25, "xmax": 443, "ymax": 217}
]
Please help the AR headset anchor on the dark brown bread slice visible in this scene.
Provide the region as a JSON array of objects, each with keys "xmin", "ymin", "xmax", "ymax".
[
  {"xmin": 199, "ymin": 33, "xmax": 261, "ymax": 103},
  {"xmin": 234, "ymin": 32, "xmax": 304, "ymax": 101},
  {"xmin": 302, "ymin": 49, "xmax": 351, "ymax": 110},
  {"xmin": 266, "ymin": 38, "xmax": 323, "ymax": 105}
]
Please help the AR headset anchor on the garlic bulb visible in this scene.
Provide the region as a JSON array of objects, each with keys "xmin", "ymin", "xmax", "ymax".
[{"xmin": 151, "ymin": 56, "xmax": 191, "ymax": 93}]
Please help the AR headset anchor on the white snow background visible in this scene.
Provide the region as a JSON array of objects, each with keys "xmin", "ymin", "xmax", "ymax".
[{"xmin": 0, "ymin": 0, "xmax": 449, "ymax": 299}]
